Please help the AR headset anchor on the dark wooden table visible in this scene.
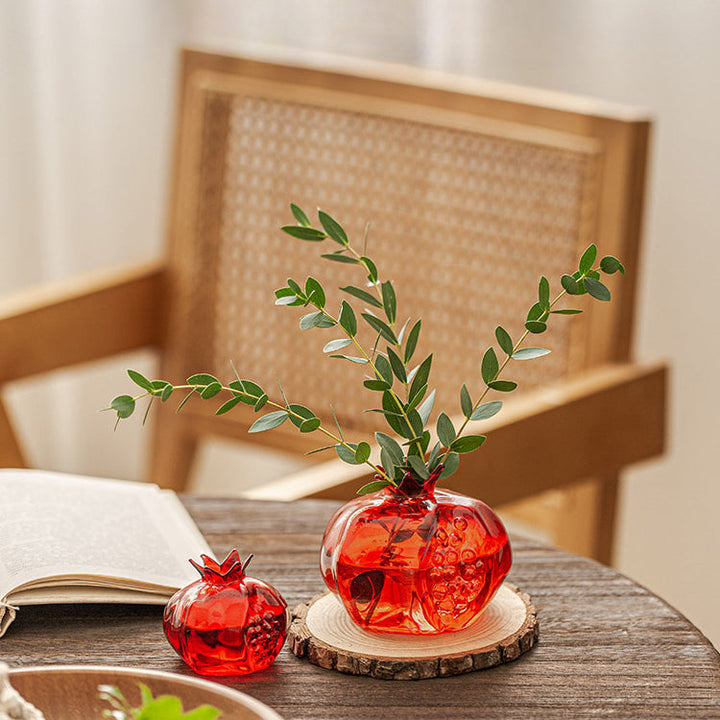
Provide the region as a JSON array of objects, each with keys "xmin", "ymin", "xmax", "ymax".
[{"xmin": 2, "ymin": 497, "xmax": 719, "ymax": 719}]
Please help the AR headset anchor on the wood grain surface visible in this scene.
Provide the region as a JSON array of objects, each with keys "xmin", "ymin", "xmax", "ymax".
[
  {"xmin": 287, "ymin": 585, "xmax": 538, "ymax": 680},
  {"xmin": 1, "ymin": 497, "xmax": 718, "ymax": 719}
]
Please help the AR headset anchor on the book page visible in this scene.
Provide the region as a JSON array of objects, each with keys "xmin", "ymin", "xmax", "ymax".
[{"xmin": 0, "ymin": 470, "xmax": 213, "ymax": 602}]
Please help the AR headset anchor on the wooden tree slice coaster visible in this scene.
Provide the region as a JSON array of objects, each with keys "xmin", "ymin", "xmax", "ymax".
[{"xmin": 288, "ymin": 582, "xmax": 538, "ymax": 680}]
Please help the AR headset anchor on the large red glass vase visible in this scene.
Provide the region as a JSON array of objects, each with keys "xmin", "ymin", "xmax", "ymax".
[
  {"xmin": 163, "ymin": 550, "xmax": 287, "ymax": 675},
  {"xmin": 321, "ymin": 467, "xmax": 512, "ymax": 634}
]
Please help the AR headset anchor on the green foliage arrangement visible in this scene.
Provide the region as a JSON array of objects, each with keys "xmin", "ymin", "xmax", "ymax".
[
  {"xmin": 98, "ymin": 683, "xmax": 220, "ymax": 720},
  {"xmin": 108, "ymin": 205, "xmax": 624, "ymax": 494}
]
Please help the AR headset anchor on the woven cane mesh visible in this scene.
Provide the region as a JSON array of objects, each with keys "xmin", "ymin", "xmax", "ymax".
[{"xmin": 199, "ymin": 93, "xmax": 598, "ymax": 436}]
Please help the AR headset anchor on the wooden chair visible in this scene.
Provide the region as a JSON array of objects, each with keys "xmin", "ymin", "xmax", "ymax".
[{"xmin": 0, "ymin": 50, "xmax": 666, "ymax": 564}]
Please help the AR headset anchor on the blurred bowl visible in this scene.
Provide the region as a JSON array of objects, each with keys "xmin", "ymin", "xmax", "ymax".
[{"xmin": 8, "ymin": 665, "xmax": 282, "ymax": 720}]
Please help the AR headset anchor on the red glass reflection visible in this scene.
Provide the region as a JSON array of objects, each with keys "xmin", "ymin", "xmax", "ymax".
[
  {"xmin": 163, "ymin": 550, "xmax": 287, "ymax": 675},
  {"xmin": 321, "ymin": 468, "xmax": 512, "ymax": 634}
]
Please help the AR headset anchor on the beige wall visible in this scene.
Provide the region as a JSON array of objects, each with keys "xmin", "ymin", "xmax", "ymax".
[{"xmin": 2, "ymin": 0, "xmax": 718, "ymax": 648}]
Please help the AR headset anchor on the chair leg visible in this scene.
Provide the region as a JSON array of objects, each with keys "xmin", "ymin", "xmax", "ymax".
[
  {"xmin": 148, "ymin": 410, "xmax": 198, "ymax": 491},
  {"xmin": 0, "ymin": 396, "xmax": 27, "ymax": 467},
  {"xmin": 592, "ymin": 473, "xmax": 620, "ymax": 566}
]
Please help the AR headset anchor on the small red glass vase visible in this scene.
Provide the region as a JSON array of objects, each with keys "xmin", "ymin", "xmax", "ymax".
[
  {"xmin": 163, "ymin": 550, "xmax": 287, "ymax": 675},
  {"xmin": 321, "ymin": 466, "xmax": 512, "ymax": 634}
]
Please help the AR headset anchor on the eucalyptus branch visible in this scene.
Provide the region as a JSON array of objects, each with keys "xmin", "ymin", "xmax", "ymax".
[
  {"xmin": 109, "ymin": 204, "xmax": 624, "ymax": 495},
  {"xmin": 106, "ymin": 372, "xmax": 393, "ymax": 484},
  {"xmin": 435, "ymin": 247, "xmax": 624, "ymax": 474}
]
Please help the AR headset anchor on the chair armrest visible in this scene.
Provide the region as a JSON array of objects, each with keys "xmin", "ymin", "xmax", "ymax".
[
  {"xmin": 0, "ymin": 261, "xmax": 166, "ymax": 383},
  {"xmin": 241, "ymin": 361, "xmax": 667, "ymax": 503}
]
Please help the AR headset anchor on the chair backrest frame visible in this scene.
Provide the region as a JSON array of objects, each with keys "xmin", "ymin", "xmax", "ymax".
[{"xmin": 152, "ymin": 49, "xmax": 651, "ymax": 486}]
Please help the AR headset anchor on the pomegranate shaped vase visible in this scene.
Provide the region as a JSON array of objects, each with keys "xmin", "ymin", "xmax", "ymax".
[
  {"xmin": 163, "ymin": 550, "xmax": 287, "ymax": 675},
  {"xmin": 321, "ymin": 467, "xmax": 512, "ymax": 634}
]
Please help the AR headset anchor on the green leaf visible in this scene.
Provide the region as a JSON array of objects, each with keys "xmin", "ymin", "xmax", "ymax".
[
  {"xmin": 318, "ymin": 210, "xmax": 349, "ymax": 246},
  {"xmin": 357, "ymin": 479, "xmax": 391, "ymax": 495},
  {"xmin": 336, "ymin": 442, "xmax": 360, "ymax": 464},
  {"xmin": 408, "ymin": 454, "xmax": 429, "ymax": 480},
  {"xmin": 526, "ymin": 302, "xmax": 545, "ymax": 322},
  {"xmin": 361, "ymin": 313, "xmax": 397, "ymax": 344},
  {"xmin": 600, "ymin": 255, "xmax": 620, "ymax": 274},
  {"xmin": 417, "ymin": 388, "xmax": 436, "ymax": 427},
  {"xmin": 305, "ymin": 444, "xmax": 335, "ymax": 456},
  {"xmin": 111, "ymin": 395, "xmax": 135, "ymax": 419},
  {"xmin": 579, "ymin": 243, "xmax": 597, "ymax": 274},
  {"xmin": 364, "ymin": 379, "xmax": 390, "ymax": 391},
  {"xmin": 281, "ymin": 225, "xmax": 327, "ymax": 241},
  {"xmin": 460, "ymin": 384, "xmax": 473, "ymax": 418},
  {"xmin": 229, "ymin": 379, "xmax": 264, "ymax": 404},
  {"xmin": 409, "ymin": 354, "xmax": 433, "ymax": 401},
  {"xmin": 254, "ymin": 393, "xmax": 268, "ymax": 411},
  {"xmin": 551, "ymin": 308, "xmax": 583, "ymax": 315},
  {"xmin": 338, "ymin": 300, "xmax": 357, "ymax": 336},
  {"xmin": 138, "ymin": 683, "xmax": 153, "ymax": 706},
  {"xmin": 561, "ymin": 274, "xmax": 581, "ymax": 295},
  {"xmin": 375, "ymin": 432, "xmax": 405, "ymax": 465},
  {"xmin": 538, "ymin": 276, "xmax": 550, "ymax": 307},
  {"xmin": 300, "ymin": 311, "xmax": 325, "ymax": 330},
  {"xmin": 136, "ymin": 695, "xmax": 183, "ymax": 718},
  {"xmin": 381, "ymin": 281, "xmax": 397, "ymax": 325},
  {"xmin": 437, "ymin": 413, "xmax": 456, "ymax": 448},
  {"xmin": 300, "ymin": 417, "xmax": 322, "ymax": 433},
  {"xmin": 428, "ymin": 441, "xmax": 442, "ymax": 471},
  {"xmin": 287, "ymin": 278, "xmax": 303, "ymax": 296},
  {"xmin": 439, "ymin": 452, "xmax": 460, "ymax": 480},
  {"xmin": 407, "ymin": 383, "xmax": 427, "ymax": 411},
  {"xmin": 404, "ymin": 319, "xmax": 422, "ymax": 363},
  {"xmin": 176, "ymin": 390, "xmax": 195, "ymax": 413},
  {"xmin": 323, "ymin": 338, "xmax": 352, "ymax": 353},
  {"xmin": 355, "ymin": 441, "xmax": 371, "ymax": 463},
  {"xmin": 380, "ymin": 448, "xmax": 396, "ymax": 479},
  {"xmin": 248, "ymin": 411, "xmax": 288, "ymax": 433},
  {"xmin": 216, "ymin": 396, "xmax": 242, "ymax": 415},
  {"xmin": 488, "ymin": 380, "xmax": 517, "ymax": 392},
  {"xmin": 161, "ymin": 384, "xmax": 173, "ymax": 402},
  {"xmin": 495, "ymin": 326, "xmax": 513, "ymax": 356},
  {"xmin": 470, "ymin": 401, "xmax": 503, "ymax": 421},
  {"xmin": 290, "ymin": 203, "xmax": 311, "ymax": 227},
  {"xmin": 200, "ymin": 382, "xmax": 222, "ymax": 399},
  {"xmin": 361, "ymin": 256, "xmax": 378, "ymax": 283},
  {"xmin": 288, "ymin": 404, "xmax": 317, "ymax": 429},
  {"xmin": 387, "ymin": 347, "xmax": 407, "ymax": 384},
  {"xmin": 512, "ymin": 347, "xmax": 551, "ymax": 360},
  {"xmin": 182, "ymin": 706, "xmax": 222, "ymax": 720},
  {"xmin": 127, "ymin": 369, "xmax": 153, "ymax": 392},
  {"xmin": 275, "ymin": 293, "xmax": 302, "ymax": 306},
  {"xmin": 321, "ymin": 252, "xmax": 359, "ymax": 264},
  {"xmin": 525, "ymin": 320, "xmax": 547, "ymax": 334},
  {"xmin": 481, "ymin": 347, "xmax": 499, "ymax": 384},
  {"xmin": 407, "ymin": 408, "xmax": 424, "ymax": 438},
  {"xmin": 330, "ymin": 354, "xmax": 368, "ymax": 364},
  {"xmin": 340, "ymin": 285, "xmax": 383, "ymax": 308},
  {"xmin": 188, "ymin": 373, "xmax": 219, "ymax": 387},
  {"xmin": 583, "ymin": 277, "xmax": 611, "ymax": 301},
  {"xmin": 374, "ymin": 354, "xmax": 393, "ymax": 386},
  {"xmin": 451, "ymin": 435, "xmax": 486, "ymax": 453},
  {"xmin": 382, "ymin": 391, "xmax": 406, "ymax": 435},
  {"xmin": 305, "ymin": 276, "xmax": 326, "ymax": 308}
]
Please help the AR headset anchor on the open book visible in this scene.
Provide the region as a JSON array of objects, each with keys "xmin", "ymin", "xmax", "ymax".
[{"xmin": 0, "ymin": 469, "xmax": 214, "ymax": 637}]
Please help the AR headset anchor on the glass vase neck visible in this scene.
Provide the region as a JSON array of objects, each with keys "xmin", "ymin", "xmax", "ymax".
[{"xmin": 393, "ymin": 464, "xmax": 444, "ymax": 498}]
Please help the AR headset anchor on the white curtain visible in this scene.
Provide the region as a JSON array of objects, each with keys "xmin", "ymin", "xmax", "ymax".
[{"xmin": 2, "ymin": 0, "xmax": 719, "ymax": 647}]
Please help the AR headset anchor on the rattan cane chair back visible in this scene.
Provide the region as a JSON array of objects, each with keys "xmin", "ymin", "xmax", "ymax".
[{"xmin": 152, "ymin": 51, "xmax": 650, "ymax": 502}]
